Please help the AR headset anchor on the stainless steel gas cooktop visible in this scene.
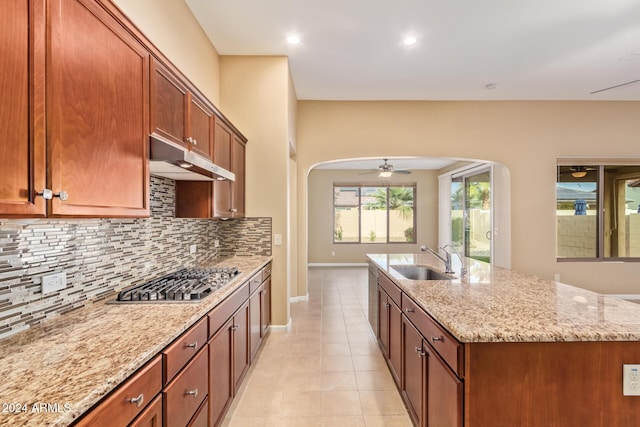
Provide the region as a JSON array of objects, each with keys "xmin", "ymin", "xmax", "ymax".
[{"xmin": 114, "ymin": 267, "xmax": 240, "ymax": 303}]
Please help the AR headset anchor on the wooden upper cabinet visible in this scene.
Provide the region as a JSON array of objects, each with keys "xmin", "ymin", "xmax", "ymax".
[
  {"xmin": 213, "ymin": 119, "xmax": 232, "ymax": 170},
  {"xmin": 47, "ymin": 0, "xmax": 149, "ymax": 217},
  {"xmin": 213, "ymin": 119, "xmax": 246, "ymax": 218},
  {"xmin": 150, "ymin": 58, "xmax": 188, "ymax": 149},
  {"xmin": 0, "ymin": 0, "xmax": 46, "ymax": 217},
  {"xmin": 231, "ymin": 135, "xmax": 246, "ymax": 217},
  {"xmin": 188, "ymin": 94, "xmax": 214, "ymax": 160},
  {"xmin": 150, "ymin": 58, "xmax": 214, "ymax": 160}
]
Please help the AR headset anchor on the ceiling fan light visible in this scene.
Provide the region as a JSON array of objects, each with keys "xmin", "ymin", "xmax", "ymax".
[
  {"xmin": 571, "ymin": 171, "xmax": 587, "ymax": 178},
  {"xmin": 379, "ymin": 171, "xmax": 393, "ymax": 178}
]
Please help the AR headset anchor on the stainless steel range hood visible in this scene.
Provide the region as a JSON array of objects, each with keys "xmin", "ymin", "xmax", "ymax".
[{"xmin": 149, "ymin": 136, "xmax": 235, "ymax": 182}]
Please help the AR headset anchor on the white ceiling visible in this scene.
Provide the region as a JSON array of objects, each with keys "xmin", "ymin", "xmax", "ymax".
[{"xmin": 186, "ymin": 0, "xmax": 640, "ymax": 101}]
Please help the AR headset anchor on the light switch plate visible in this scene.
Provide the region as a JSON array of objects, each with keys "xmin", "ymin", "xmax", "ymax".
[
  {"xmin": 42, "ymin": 272, "xmax": 67, "ymax": 295},
  {"xmin": 274, "ymin": 234, "xmax": 282, "ymax": 246},
  {"xmin": 623, "ymin": 364, "xmax": 640, "ymax": 396}
]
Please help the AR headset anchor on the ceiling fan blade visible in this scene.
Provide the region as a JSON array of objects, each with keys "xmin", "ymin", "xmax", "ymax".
[
  {"xmin": 394, "ymin": 170, "xmax": 412, "ymax": 175},
  {"xmin": 358, "ymin": 170, "xmax": 379, "ymax": 175}
]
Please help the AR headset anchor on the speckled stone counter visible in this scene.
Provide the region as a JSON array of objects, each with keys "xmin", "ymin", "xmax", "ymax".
[
  {"xmin": 0, "ymin": 255, "xmax": 271, "ymax": 427},
  {"xmin": 367, "ymin": 253, "xmax": 640, "ymax": 343}
]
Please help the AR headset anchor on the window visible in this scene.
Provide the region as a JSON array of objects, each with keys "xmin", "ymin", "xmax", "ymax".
[
  {"xmin": 334, "ymin": 185, "xmax": 416, "ymax": 244},
  {"xmin": 557, "ymin": 161, "xmax": 640, "ymax": 260}
]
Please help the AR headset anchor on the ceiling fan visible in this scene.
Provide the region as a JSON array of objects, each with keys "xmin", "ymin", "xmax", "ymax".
[{"xmin": 359, "ymin": 159, "xmax": 412, "ymax": 177}]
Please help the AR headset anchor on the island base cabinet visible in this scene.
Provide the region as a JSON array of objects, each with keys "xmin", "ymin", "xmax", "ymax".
[
  {"xmin": 424, "ymin": 345, "xmax": 463, "ymax": 427},
  {"xmin": 402, "ymin": 316, "xmax": 425, "ymax": 426},
  {"xmin": 378, "ymin": 286, "xmax": 402, "ymax": 385},
  {"xmin": 465, "ymin": 341, "xmax": 640, "ymax": 427}
]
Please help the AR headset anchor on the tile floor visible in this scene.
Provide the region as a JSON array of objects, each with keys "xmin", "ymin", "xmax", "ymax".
[{"xmin": 222, "ymin": 266, "xmax": 413, "ymax": 427}]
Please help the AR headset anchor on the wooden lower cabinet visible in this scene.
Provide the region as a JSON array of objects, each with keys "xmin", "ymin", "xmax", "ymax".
[
  {"xmin": 187, "ymin": 397, "xmax": 209, "ymax": 427},
  {"xmin": 209, "ymin": 317, "xmax": 233, "ymax": 427},
  {"xmin": 378, "ymin": 286, "xmax": 401, "ymax": 385},
  {"xmin": 163, "ymin": 347, "xmax": 208, "ymax": 427},
  {"xmin": 402, "ymin": 316, "xmax": 425, "ymax": 426},
  {"xmin": 129, "ymin": 394, "xmax": 162, "ymax": 427},
  {"xmin": 233, "ymin": 301, "xmax": 251, "ymax": 391},
  {"xmin": 260, "ymin": 276, "xmax": 272, "ymax": 337},
  {"xmin": 249, "ymin": 287, "xmax": 262, "ymax": 361}
]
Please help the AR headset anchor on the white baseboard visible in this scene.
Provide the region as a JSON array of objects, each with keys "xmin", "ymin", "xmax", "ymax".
[
  {"xmin": 268, "ymin": 318, "xmax": 292, "ymax": 332},
  {"xmin": 290, "ymin": 294, "xmax": 309, "ymax": 302},
  {"xmin": 308, "ymin": 263, "xmax": 368, "ymax": 267},
  {"xmin": 608, "ymin": 294, "xmax": 640, "ymax": 300}
]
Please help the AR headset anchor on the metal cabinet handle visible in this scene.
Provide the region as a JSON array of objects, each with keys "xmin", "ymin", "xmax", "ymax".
[
  {"xmin": 260, "ymin": 289, "xmax": 266, "ymax": 295},
  {"xmin": 405, "ymin": 308, "xmax": 415, "ymax": 313},
  {"xmin": 230, "ymin": 208, "xmax": 238, "ymax": 213},
  {"xmin": 431, "ymin": 336, "xmax": 444, "ymax": 342},
  {"xmin": 37, "ymin": 189, "xmax": 68, "ymax": 201},
  {"xmin": 184, "ymin": 341, "xmax": 198, "ymax": 349},
  {"xmin": 129, "ymin": 393, "xmax": 144, "ymax": 408},
  {"xmin": 231, "ymin": 325, "xmax": 238, "ymax": 331},
  {"xmin": 383, "ymin": 302, "xmax": 390, "ymax": 308},
  {"xmin": 186, "ymin": 137, "xmax": 193, "ymax": 143},
  {"xmin": 192, "ymin": 138, "xmax": 197, "ymax": 145},
  {"xmin": 185, "ymin": 389, "xmax": 198, "ymax": 398}
]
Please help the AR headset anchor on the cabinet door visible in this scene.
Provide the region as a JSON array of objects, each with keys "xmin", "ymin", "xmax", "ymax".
[
  {"xmin": 388, "ymin": 300, "xmax": 402, "ymax": 385},
  {"xmin": 249, "ymin": 286, "xmax": 262, "ymax": 361},
  {"xmin": 425, "ymin": 344, "xmax": 463, "ymax": 427},
  {"xmin": 47, "ymin": 0, "xmax": 149, "ymax": 217},
  {"xmin": 230, "ymin": 135, "xmax": 245, "ymax": 216},
  {"xmin": 213, "ymin": 119, "xmax": 232, "ymax": 217},
  {"xmin": 233, "ymin": 301, "xmax": 250, "ymax": 392},
  {"xmin": 209, "ymin": 318, "xmax": 233, "ymax": 427},
  {"xmin": 377, "ymin": 287, "xmax": 390, "ymax": 356},
  {"xmin": 402, "ymin": 316, "xmax": 425, "ymax": 427},
  {"xmin": 188, "ymin": 94, "xmax": 214, "ymax": 160},
  {"xmin": 0, "ymin": 0, "xmax": 46, "ymax": 217},
  {"xmin": 129, "ymin": 394, "xmax": 162, "ymax": 427},
  {"xmin": 150, "ymin": 58, "xmax": 187, "ymax": 148},
  {"xmin": 261, "ymin": 277, "xmax": 271, "ymax": 336},
  {"xmin": 164, "ymin": 347, "xmax": 208, "ymax": 427}
]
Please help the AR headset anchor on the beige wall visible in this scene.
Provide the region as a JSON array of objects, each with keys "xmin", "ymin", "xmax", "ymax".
[
  {"xmin": 113, "ymin": 0, "xmax": 221, "ymax": 105},
  {"xmin": 308, "ymin": 170, "xmax": 439, "ymax": 263},
  {"xmin": 297, "ymin": 101, "xmax": 640, "ymax": 295},
  {"xmin": 220, "ymin": 56, "xmax": 294, "ymax": 325}
]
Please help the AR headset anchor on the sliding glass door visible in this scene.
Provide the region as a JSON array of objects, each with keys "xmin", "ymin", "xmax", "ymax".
[{"xmin": 451, "ymin": 168, "xmax": 492, "ymax": 263}]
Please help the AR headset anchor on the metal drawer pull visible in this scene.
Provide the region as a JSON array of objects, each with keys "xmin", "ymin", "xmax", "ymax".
[
  {"xmin": 36, "ymin": 189, "xmax": 68, "ymax": 201},
  {"xmin": 129, "ymin": 393, "xmax": 144, "ymax": 408},
  {"xmin": 185, "ymin": 389, "xmax": 198, "ymax": 398},
  {"xmin": 431, "ymin": 336, "xmax": 444, "ymax": 342},
  {"xmin": 383, "ymin": 303, "xmax": 390, "ymax": 308},
  {"xmin": 192, "ymin": 138, "xmax": 197, "ymax": 145},
  {"xmin": 185, "ymin": 341, "xmax": 198, "ymax": 349},
  {"xmin": 231, "ymin": 325, "xmax": 238, "ymax": 331},
  {"xmin": 405, "ymin": 308, "xmax": 415, "ymax": 313}
]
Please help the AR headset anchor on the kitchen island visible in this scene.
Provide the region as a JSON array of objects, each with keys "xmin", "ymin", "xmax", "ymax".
[
  {"xmin": 367, "ymin": 253, "xmax": 640, "ymax": 427},
  {"xmin": 0, "ymin": 255, "xmax": 271, "ymax": 427}
]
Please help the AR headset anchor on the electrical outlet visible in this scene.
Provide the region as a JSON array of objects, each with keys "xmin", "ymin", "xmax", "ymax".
[
  {"xmin": 189, "ymin": 244, "xmax": 197, "ymax": 254},
  {"xmin": 331, "ymin": 251, "xmax": 335, "ymax": 256},
  {"xmin": 214, "ymin": 240, "xmax": 220, "ymax": 248},
  {"xmin": 42, "ymin": 272, "xmax": 67, "ymax": 295},
  {"xmin": 623, "ymin": 364, "xmax": 640, "ymax": 396}
]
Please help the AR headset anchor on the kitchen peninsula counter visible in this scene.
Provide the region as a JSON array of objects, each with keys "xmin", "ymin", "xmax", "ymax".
[
  {"xmin": 0, "ymin": 255, "xmax": 271, "ymax": 427},
  {"xmin": 368, "ymin": 253, "xmax": 640, "ymax": 343}
]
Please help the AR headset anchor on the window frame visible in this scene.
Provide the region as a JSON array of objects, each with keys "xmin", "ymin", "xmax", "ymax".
[
  {"xmin": 556, "ymin": 158, "xmax": 640, "ymax": 262},
  {"xmin": 333, "ymin": 183, "xmax": 417, "ymax": 244}
]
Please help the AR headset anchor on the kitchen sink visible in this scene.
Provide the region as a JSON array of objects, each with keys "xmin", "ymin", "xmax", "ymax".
[{"xmin": 391, "ymin": 265, "xmax": 453, "ymax": 281}]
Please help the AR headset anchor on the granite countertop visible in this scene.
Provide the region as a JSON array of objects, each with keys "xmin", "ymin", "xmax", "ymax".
[
  {"xmin": 0, "ymin": 255, "xmax": 271, "ymax": 427},
  {"xmin": 367, "ymin": 253, "xmax": 640, "ymax": 344}
]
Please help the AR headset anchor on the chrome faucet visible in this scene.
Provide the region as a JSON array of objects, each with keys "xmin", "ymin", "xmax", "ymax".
[
  {"xmin": 442, "ymin": 244, "xmax": 467, "ymax": 278},
  {"xmin": 420, "ymin": 245, "xmax": 454, "ymax": 274}
]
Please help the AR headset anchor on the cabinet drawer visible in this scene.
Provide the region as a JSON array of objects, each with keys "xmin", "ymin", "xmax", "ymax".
[
  {"xmin": 401, "ymin": 294, "xmax": 464, "ymax": 378},
  {"xmin": 164, "ymin": 316, "xmax": 208, "ymax": 383},
  {"xmin": 249, "ymin": 271, "xmax": 262, "ymax": 294},
  {"xmin": 379, "ymin": 271, "xmax": 401, "ymax": 307},
  {"xmin": 188, "ymin": 397, "xmax": 209, "ymax": 427},
  {"xmin": 164, "ymin": 347, "xmax": 208, "ymax": 427},
  {"xmin": 75, "ymin": 355, "xmax": 162, "ymax": 427},
  {"xmin": 262, "ymin": 262, "xmax": 272, "ymax": 281},
  {"xmin": 129, "ymin": 394, "xmax": 162, "ymax": 427},
  {"xmin": 209, "ymin": 281, "xmax": 250, "ymax": 338}
]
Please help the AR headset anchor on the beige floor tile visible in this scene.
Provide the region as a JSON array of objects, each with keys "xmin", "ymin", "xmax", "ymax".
[
  {"xmin": 323, "ymin": 332, "xmax": 350, "ymax": 343},
  {"xmin": 233, "ymin": 390, "xmax": 283, "ymax": 417},
  {"xmin": 355, "ymin": 370, "xmax": 397, "ymax": 391},
  {"xmin": 359, "ymin": 391, "xmax": 407, "ymax": 416},
  {"xmin": 279, "ymin": 390, "xmax": 324, "ymax": 416},
  {"xmin": 348, "ymin": 332, "xmax": 377, "ymax": 343},
  {"xmin": 321, "ymin": 371, "xmax": 358, "ymax": 391},
  {"xmin": 321, "ymin": 390, "xmax": 363, "ymax": 416},
  {"xmin": 322, "ymin": 355, "xmax": 354, "ymax": 372},
  {"xmin": 363, "ymin": 415, "xmax": 414, "ymax": 427},
  {"xmin": 352, "ymin": 354, "xmax": 388, "ymax": 371},
  {"xmin": 349, "ymin": 341, "xmax": 381, "ymax": 356},
  {"xmin": 284, "ymin": 371, "xmax": 323, "ymax": 391},
  {"xmin": 322, "ymin": 416, "xmax": 366, "ymax": 427},
  {"xmin": 322, "ymin": 342, "xmax": 352, "ymax": 356},
  {"xmin": 286, "ymin": 355, "xmax": 323, "ymax": 374}
]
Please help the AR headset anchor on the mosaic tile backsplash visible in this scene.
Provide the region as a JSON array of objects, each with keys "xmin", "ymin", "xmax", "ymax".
[{"xmin": 0, "ymin": 176, "xmax": 271, "ymax": 339}]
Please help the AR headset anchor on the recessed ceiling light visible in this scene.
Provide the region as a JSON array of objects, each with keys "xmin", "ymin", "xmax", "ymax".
[
  {"xmin": 403, "ymin": 36, "xmax": 417, "ymax": 46},
  {"xmin": 287, "ymin": 35, "xmax": 301, "ymax": 45},
  {"xmin": 485, "ymin": 82, "xmax": 498, "ymax": 90}
]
